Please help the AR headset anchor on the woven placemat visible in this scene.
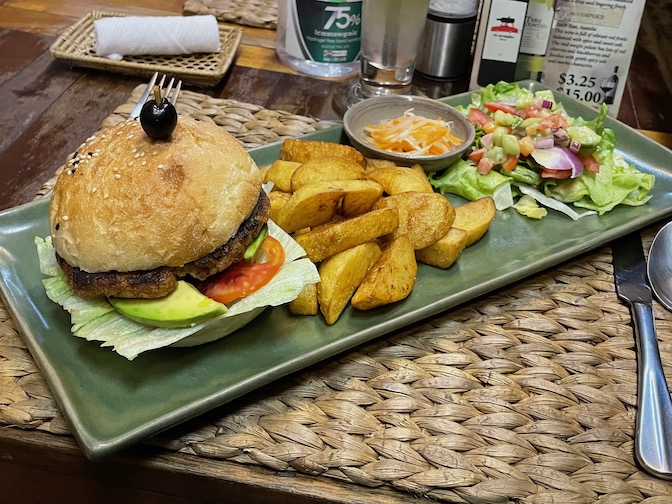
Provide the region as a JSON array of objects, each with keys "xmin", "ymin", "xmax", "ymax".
[
  {"xmin": 5, "ymin": 87, "xmax": 672, "ymax": 502},
  {"xmin": 183, "ymin": 0, "xmax": 278, "ymax": 29}
]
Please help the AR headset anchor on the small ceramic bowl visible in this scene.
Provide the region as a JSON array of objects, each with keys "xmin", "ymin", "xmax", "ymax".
[{"xmin": 343, "ymin": 95, "xmax": 475, "ymax": 173}]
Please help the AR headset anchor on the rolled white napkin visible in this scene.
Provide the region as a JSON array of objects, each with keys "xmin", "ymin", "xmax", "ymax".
[{"xmin": 94, "ymin": 15, "xmax": 220, "ymax": 61}]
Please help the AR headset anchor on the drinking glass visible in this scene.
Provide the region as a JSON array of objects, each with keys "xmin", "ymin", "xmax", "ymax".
[{"xmin": 333, "ymin": 0, "xmax": 430, "ymax": 116}]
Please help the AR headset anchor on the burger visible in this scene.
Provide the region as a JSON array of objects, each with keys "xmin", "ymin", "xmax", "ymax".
[
  {"xmin": 49, "ymin": 116, "xmax": 270, "ymax": 300},
  {"xmin": 39, "ymin": 115, "xmax": 319, "ymax": 359}
]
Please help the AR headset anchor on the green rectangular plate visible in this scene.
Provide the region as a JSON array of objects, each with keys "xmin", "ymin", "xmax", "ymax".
[{"xmin": 1, "ymin": 82, "xmax": 671, "ymax": 459}]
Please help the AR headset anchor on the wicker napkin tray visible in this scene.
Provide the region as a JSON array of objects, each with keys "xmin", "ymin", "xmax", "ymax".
[{"xmin": 49, "ymin": 11, "xmax": 243, "ymax": 87}]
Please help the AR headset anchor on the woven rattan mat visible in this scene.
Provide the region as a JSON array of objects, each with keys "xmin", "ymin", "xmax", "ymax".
[
  {"xmin": 183, "ymin": 0, "xmax": 277, "ymax": 29},
  {"xmin": 4, "ymin": 87, "xmax": 672, "ymax": 503}
]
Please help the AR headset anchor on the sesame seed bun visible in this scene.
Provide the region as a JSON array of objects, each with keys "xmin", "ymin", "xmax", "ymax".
[{"xmin": 49, "ymin": 116, "xmax": 262, "ymax": 273}]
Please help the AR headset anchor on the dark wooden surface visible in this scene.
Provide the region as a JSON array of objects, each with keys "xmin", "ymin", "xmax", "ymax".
[{"xmin": 1, "ymin": 0, "xmax": 671, "ymax": 502}]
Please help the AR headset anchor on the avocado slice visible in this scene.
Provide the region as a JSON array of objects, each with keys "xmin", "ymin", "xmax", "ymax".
[{"xmin": 109, "ymin": 281, "xmax": 227, "ymax": 328}]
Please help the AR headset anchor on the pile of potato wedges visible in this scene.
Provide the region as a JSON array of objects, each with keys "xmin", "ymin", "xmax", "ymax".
[{"xmin": 264, "ymin": 138, "xmax": 496, "ymax": 325}]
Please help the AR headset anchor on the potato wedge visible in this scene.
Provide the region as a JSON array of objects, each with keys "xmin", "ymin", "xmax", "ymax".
[
  {"xmin": 275, "ymin": 182, "xmax": 344, "ymax": 233},
  {"xmin": 452, "ymin": 197, "xmax": 496, "ymax": 247},
  {"xmin": 365, "ymin": 164, "xmax": 433, "ymax": 195},
  {"xmin": 365, "ymin": 158, "xmax": 397, "ymax": 170},
  {"xmin": 268, "ymin": 191, "xmax": 292, "ymax": 223},
  {"xmin": 373, "ymin": 192, "xmax": 455, "ymax": 249},
  {"xmin": 294, "ymin": 207, "xmax": 399, "ymax": 263},
  {"xmin": 415, "ymin": 227, "xmax": 469, "ymax": 269},
  {"xmin": 288, "ymin": 283, "xmax": 319, "ymax": 316},
  {"xmin": 280, "ymin": 138, "xmax": 366, "ymax": 166},
  {"xmin": 333, "ymin": 179, "xmax": 384, "ymax": 217},
  {"xmin": 264, "ymin": 160, "xmax": 301, "ymax": 192},
  {"xmin": 318, "ymin": 242, "xmax": 382, "ymax": 325},
  {"xmin": 351, "ymin": 235, "xmax": 417, "ymax": 310},
  {"xmin": 290, "ymin": 156, "xmax": 365, "ymax": 191}
]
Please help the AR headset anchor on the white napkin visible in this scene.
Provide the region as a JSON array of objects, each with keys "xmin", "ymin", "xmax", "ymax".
[{"xmin": 94, "ymin": 15, "xmax": 220, "ymax": 61}]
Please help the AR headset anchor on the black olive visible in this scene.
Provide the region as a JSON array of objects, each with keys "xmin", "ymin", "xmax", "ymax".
[{"xmin": 139, "ymin": 86, "xmax": 178, "ymax": 140}]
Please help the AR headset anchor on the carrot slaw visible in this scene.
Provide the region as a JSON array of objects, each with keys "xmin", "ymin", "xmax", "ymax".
[{"xmin": 363, "ymin": 109, "xmax": 464, "ymax": 156}]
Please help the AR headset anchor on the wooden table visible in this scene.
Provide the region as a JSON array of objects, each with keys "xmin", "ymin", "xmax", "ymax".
[{"xmin": 1, "ymin": 1, "xmax": 671, "ymax": 503}]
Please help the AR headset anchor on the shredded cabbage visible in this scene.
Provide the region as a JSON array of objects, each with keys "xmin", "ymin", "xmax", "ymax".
[
  {"xmin": 364, "ymin": 108, "xmax": 464, "ymax": 156},
  {"xmin": 517, "ymin": 184, "xmax": 596, "ymax": 221}
]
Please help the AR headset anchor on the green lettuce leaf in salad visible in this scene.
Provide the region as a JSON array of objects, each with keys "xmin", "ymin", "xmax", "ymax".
[
  {"xmin": 36, "ymin": 220, "xmax": 320, "ymax": 360},
  {"xmin": 544, "ymin": 152, "xmax": 655, "ymax": 214},
  {"xmin": 429, "ymin": 158, "xmax": 514, "ymax": 210},
  {"xmin": 475, "ymin": 81, "xmax": 534, "ymax": 108},
  {"xmin": 513, "ymin": 194, "xmax": 547, "ymax": 219}
]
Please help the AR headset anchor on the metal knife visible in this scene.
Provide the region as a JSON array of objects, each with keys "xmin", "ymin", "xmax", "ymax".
[{"xmin": 613, "ymin": 231, "xmax": 672, "ymax": 479}]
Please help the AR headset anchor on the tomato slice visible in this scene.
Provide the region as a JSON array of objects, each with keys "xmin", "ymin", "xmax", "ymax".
[
  {"xmin": 540, "ymin": 168, "xmax": 572, "ymax": 179},
  {"xmin": 198, "ymin": 236, "xmax": 285, "ymax": 304},
  {"xmin": 520, "ymin": 105, "xmax": 543, "ymax": 119},
  {"xmin": 466, "ymin": 107, "xmax": 493, "ymax": 127},
  {"xmin": 578, "ymin": 153, "xmax": 600, "ymax": 173},
  {"xmin": 468, "ymin": 147, "xmax": 486, "ymax": 163},
  {"xmin": 483, "ymin": 102, "xmax": 518, "ymax": 115},
  {"xmin": 477, "ymin": 157, "xmax": 495, "ymax": 175},
  {"xmin": 540, "ymin": 113, "xmax": 569, "ymax": 131}
]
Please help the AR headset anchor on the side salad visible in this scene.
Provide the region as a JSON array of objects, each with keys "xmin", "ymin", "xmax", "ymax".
[{"xmin": 430, "ymin": 81, "xmax": 655, "ymax": 220}]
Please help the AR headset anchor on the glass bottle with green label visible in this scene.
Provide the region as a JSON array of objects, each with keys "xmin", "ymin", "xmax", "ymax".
[
  {"xmin": 514, "ymin": 0, "xmax": 555, "ymax": 81},
  {"xmin": 276, "ymin": 0, "xmax": 362, "ymax": 78}
]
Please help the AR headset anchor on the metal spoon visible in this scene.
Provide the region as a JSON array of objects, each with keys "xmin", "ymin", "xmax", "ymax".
[
  {"xmin": 641, "ymin": 220, "xmax": 672, "ymax": 478},
  {"xmin": 648, "ymin": 221, "xmax": 672, "ymax": 312}
]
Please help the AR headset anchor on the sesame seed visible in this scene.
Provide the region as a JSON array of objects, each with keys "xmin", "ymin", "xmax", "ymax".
[
  {"xmin": 157, "ymin": 164, "xmax": 165, "ymax": 169},
  {"xmin": 114, "ymin": 173, "xmax": 121, "ymax": 179},
  {"xmin": 134, "ymin": 153, "xmax": 141, "ymax": 158},
  {"xmin": 141, "ymin": 160, "xmax": 147, "ymax": 166},
  {"xmin": 103, "ymin": 192, "xmax": 109, "ymax": 199},
  {"xmin": 62, "ymin": 215, "xmax": 69, "ymax": 221},
  {"xmin": 91, "ymin": 186, "xmax": 97, "ymax": 193},
  {"xmin": 92, "ymin": 152, "xmax": 99, "ymax": 157}
]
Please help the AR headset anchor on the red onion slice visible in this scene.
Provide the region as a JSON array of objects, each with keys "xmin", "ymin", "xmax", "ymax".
[{"xmin": 530, "ymin": 147, "xmax": 584, "ymax": 177}]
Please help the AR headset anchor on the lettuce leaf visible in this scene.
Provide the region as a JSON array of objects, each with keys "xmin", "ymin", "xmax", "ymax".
[
  {"xmin": 477, "ymin": 81, "xmax": 534, "ymax": 108},
  {"xmin": 512, "ymin": 195, "xmax": 547, "ymax": 219},
  {"xmin": 430, "ymin": 159, "xmax": 513, "ymax": 210},
  {"xmin": 36, "ymin": 220, "xmax": 320, "ymax": 360},
  {"xmin": 543, "ymin": 153, "xmax": 654, "ymax": 214}
]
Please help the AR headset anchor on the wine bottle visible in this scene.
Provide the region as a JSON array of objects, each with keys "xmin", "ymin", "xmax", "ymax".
[
  {"xmin": 514, "ymin": 0, "xmax": 556, "ymax": 81},
  {"xmin": 476, "ymin": 0, "xmax": 529, "ymax": 86}
]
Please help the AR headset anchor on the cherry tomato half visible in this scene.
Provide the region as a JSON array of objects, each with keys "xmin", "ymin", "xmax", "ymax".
[{"xmin": 198, "ymin": 236, "xmax": 285, "ymax": 304}]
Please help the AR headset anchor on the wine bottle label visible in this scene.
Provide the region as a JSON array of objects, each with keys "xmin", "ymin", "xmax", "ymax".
[
  {"xmin": 481, "ymin": 0, "xmax": 528, "ymax": 63},
  {"xmin": 284, "ymin": 0, "xmax": 362, "ymax": 64},
  {"xmin": 519, "ymin": 2, "xmax": 555, "ymax": 56}
]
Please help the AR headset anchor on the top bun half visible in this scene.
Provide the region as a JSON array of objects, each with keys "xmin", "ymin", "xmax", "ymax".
[{"xmin": 49, "ymin": 117, "xmax": 261, "ymax": 273}]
